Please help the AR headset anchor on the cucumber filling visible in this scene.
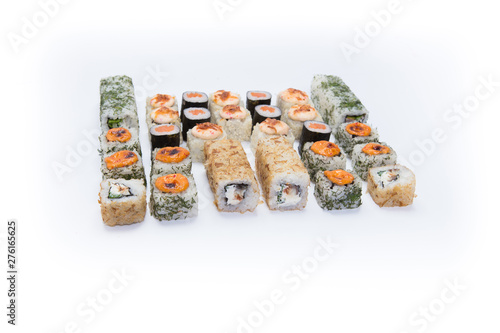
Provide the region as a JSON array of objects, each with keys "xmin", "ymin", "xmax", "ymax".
[
  {"xmin": 108, "ymin": 118, "xmax": 122, "ymax": 128},
  {"xmin": 108, "ymin": 182, "xmax": 132, "ymax": 199},
  {"xmin": 344, "ymin": 114, "xmax": 366, "ymax": 123},
  {"xmin": 224, "ymin": 184, "xmax": 247, "ymax": 205}
]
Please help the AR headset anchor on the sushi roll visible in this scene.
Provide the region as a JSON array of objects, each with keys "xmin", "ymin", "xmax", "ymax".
[
  {"xmin": 182, "ymin": 107, "xmax": 211, "ymax": 140},
  {"xmin": 99, "ymin": 127, "xmax": 142, "ymax": 155},
  {"xmin": 246, "ymin": 91, "xmax": 272, "ymax": 116},
  {"xmin": 208, "ymin": 90, "xmax": 242, "ymax": 114},
  {"xmin": 147, "ymin": 94, "xmax": 178, "ymax": 111},
  {"xmin": 150, "ymin": 124, "xmax": 181, "ymax": 150},
  {"xmin": 367, "ymin": 165, "xmax": 416, "ymax": 207},
  {"xmin": 187, "ymin": 122, "xmax": 227, "ymax": 163},
  {"xmin": 211, "ymin": 105, "xmax": 252, "ymax": 141},
  {"xmin": 100, "ymin": 150, "xmax": 145, "ymax": 181},
  {"xmin": 334, "ymin": 122, "xmax": 379, "ymax": 156},
  {"xmin": 314, "ymin": 169, "xmax": 362, "ymax": 210},
  {"xmin": 352, "ymin": 143, "xmax": 397, "ymax": 180},
  {"xmin": 204, "ymin": 140, "xmax": 260, "ymax": 213},
  {"xmin": 298, "ymin": 121, "xmax": 332, "ymax": 155},
  {"xmin": 281, "ymin": 104, "xmax": 323, "ymax": 139},
  {"xmin": 252, "ymin": 105, "xmax": 282, "ymax": 129},
  {"xmin": 301, "ymin": 141, "xmax": 347, "ymax": 180},
  {"xmin": 255, "ymin": 136, "xmax": 310, "ymax": 211},
  {"xmin": 276, "ymin": 88, "xmax": 311, "ymax": 113},
  {"xmin": 181, "ymin": 91, "xmax": 208, "ymax": 112},
  {"xmin": 310, "ymin": 74, "xmax": 369, "ymax": 131},
  {"xmin": 150, "ymin": 173, "xmax": 198, "ymax": 221},
  {"xmin": 146, "ymin": 106, "xmax": 181, "ymax": 132},
  {"xmin": 100, "ymin": 75, "xmax": 139, "ymax": 130},
  {"xmin": 98, "ymin": 178, "xmax": 147, "ymax": 226},
  {"xmin": 250, "ymin": 118, "xmax": 294, "ymax": 154},
  {"xmin": 152, "ymin": 147, "xmax": 192, "ymax": 175}
]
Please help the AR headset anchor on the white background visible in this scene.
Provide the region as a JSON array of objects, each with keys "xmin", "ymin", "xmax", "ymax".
[{"xmin": 1, "ymin": 0, "xmax": 499, "ymax": 332}]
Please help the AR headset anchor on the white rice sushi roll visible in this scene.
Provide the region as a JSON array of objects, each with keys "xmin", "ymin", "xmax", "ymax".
[
  {"xmin": 281, "ymin": 104, "xmax": 323, "ymax": 139},
  {"xmin": 181, "ymin": 91, "xmax": 208, "ymax": 111},
  {"xmin": 301, "ymin": 141, "xmax": 347, "ymax": 180},
  {"xmin": 186, "ymin": 122, "xmax": 227, "ymax": 163},
  {"xmin": 367, "ymin": 165, "xmax": 416, "ymax": 207},
  {"xmin": 99, "ymin": 127, "xmax": 141, "ymax": 155},
  {"xmin": 146, "ymin": 94, "xmax": 178, "ymax": 113},
  {"xmin": 99, "ymin": 178, "xmax": 147, "ymax": 226},
  {"xmin": 208, "ymin": 90, "xmax": 242, "ymax": 114},
  {"xmin": 151, "ymin": 147, "xmax": 192, "ymax": 175},
  {"xmin": 204, "ymin": 139, "xmax": 260, "ymax": 213},
  {"xmin": 276, "ymin": 88, "xmax": 311, "ymax": 113},
  {"xmin": 352, "ymin": 142, "xmax": 397, "ymax": 180},
  {"xmin": 246, "ymin": 91, "xmax": 272, "ymax": 116},
  {"xmin": 314, "ymin": 169, "xmax": 362, "ymax": 210},
  {"xmin": 298, "ymin": 120, "xmax": 332, "ymax": 155},
  {"xmin": 250, "ymin": 118, "xmax": 294, "ymax": 154},
  {"xmin": 150, "ymin": 124, "xmax": 181, "ymax": 150},
  {"xmin": 211, "ymin": 105, "xmax": 252, "ymax": 141},
  {"xmin": 100, "ymin": 75, "xmax": 139, "ymax": 130},
  {"xmin": 252, "ymin": 105, "xmax": 282, "ymax": 129},
  {"xmin": 182, "ymin": 107, "xmax": 211, "ymax": 140},
  {"xmin": 100, "ymin": 150, "xmax": 145, "ymax": 181},
  {"xmin": 334, "ymin": 122, "xmax": 379, "ymax": 157}
]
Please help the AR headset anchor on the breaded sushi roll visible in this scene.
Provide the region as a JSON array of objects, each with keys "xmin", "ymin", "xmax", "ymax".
[
  {"xmin": 187, "ymin": 122, "xmax": 227, "ymax": 163},
  {"xmin": 250, "ymin": 118, "xmax": 294, "ymax": 154},
  {"xmin": 211, "ymin": 105, "xmax": 252, "ymax": 141},
  {"xmin": 99, "ymin": 178, "xmax": 146, "ymax": 226},
  {"xmin": 152, "ymin": 147, "xmax": 192, "ymax": 175},
  {"xmin": 352, "ymin": 142, "xmax": 397, "ymax": 180},
  {"xmin": 334, "ymin": 122, "xmax": 379, "ymax": 156},
  {"xmin": 150, "ymin": 173, "xmax": 198, "ymax": 221},
  {"xmin": 281, "ymin": 104, "xmax": 323, "ymax": 139},
  {"xmin": 276, "ymin": 88, "xmax": 311, "ymax": 113},
  {"xmin": 100, "ymin": 75, "xmax": 139, "ymax": 130},
  {"xmin": 208, "ymin": 90, "xmax": 242, "ymax": 114},
  {"xmin": 99, "ymin": 127, "xmax": 142, "ymax": 155},
  {"xmin": 367, "ymin": 165, "xmax": 416, "ymax": 207},
  {"xmin": 255, "ymin": 136, "xmax": 310, "ymax": 211},
  {"xmin": 301, "ymin": 141, "xmax": 347, "ymax": 180},
  {"xmin": 314, "ymin": 170, "xmax": 362, "ymax": 210},
  {"xmin": 311, "ymin": 75, "xmax": 369, "ymax": 131},
  {"xmin": 101, "ymin": 150, "xmax": 145, "ymax": 181},
  {"xmin": 246, "ymin": 91, "xmax": 272, "ymax": 116},
  {"xmin": 204, "ymin": 140, "xmax": 260, "ymax": 213}
]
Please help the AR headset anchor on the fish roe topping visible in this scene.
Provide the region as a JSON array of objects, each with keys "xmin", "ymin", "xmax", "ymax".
[
  {"xmin": 150, "ymin": 94, "xmax": 175, "ymax": 108},
  {"xmin": 212, "ymin": 90, "xmax": 240, "ymax": 106},
  {"xmin": 155, "ymin": 174, "xmax": 189, "ymax": 193},
  {"xmin": 311, "ymin": 141, "xmax": 341, "ymax": 157},
  {"xmin": 106, "ymin": 127, "xmax": 132, "ymax": 142},
  {"xmin": 156, "ymin": 147, "xmax": 190, "ymax": 163},
  {"xmin": 280, "ymin": 88, "xmax": 308, "ymax": 103},
  {"xmin": 325, "ymin": 170, "xmax": 354, "ymax": 186},
  {"xmin": 259, "ymin": 118, "xmax": 289, "ymax": 135},
  {"xmin": 220, "ymin": 105, "xmax": 246, "ymax": 120},
  {"xmin": 186, "ymin": 92, "xmax": 203, "ymax": 98},
  {"xmin": 192, "ymin": 122, "xmax": 223, "ymax": 140},
  {"xmin": 151, "ymin": 107, "xmax": 179, "ymax": 124},
  {"xmin": 362, "ymin": 143, "xmax": 390, "ymax": 155},
  {"xmin": 187, "ymin": 109, "xmax": 205, "ymax": 116},
  {"xmin": 345, "ymin": 122, "xmax": 371, "ymax": 137},
  {"xmin": 105, "ymin": 150, "xmax": 138, "ymax": 170},
  {"xmin": 288, "ymin": 104, "xmax": 318, "ymax": 121}
]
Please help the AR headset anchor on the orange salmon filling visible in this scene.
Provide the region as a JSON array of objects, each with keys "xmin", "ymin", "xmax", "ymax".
[
  {"xmin": 187, "ymin": 92, "xmax": 203, "ymax": 98},
  {"xmin": 188, "ymin": 109, "xmax": 205, "ymax": 116},
  {"xmin": 155, "ymin": 174, "xmax": 189, "ymax": 193},
  {"xmin": 260, "ymin": 106, "xmax": 276, "ymax": 113},
  {"xmin": 308, "ymin": 123, "xmax": 327, "ymax": 130},
  {"xmin": 362, "ymin": 143, "xmax": 390, "ymax": 155},
  {"xmin": 156, "ymin": 125, "xmax": 176, "ymax": 133},
  {"xmin": 251, "ymin": 92, "xmax": 267, "ymax": 98},
  {"xmin": 105, "ymin": 150, "xmax": 138, "ymax": 170},
  {"xmin": 325, "ymin": 170, "xmax": 354, "ymax": 186},
  {"xmin": 106, "ymin": 128, "xmax": 131, "ymax": 142},
  {"xmin": 156, "ymin": 147, "xmax": 190, "ymax": 163},
  {"xmin": 311, "ymin": 141, "xmax": 341, "ymax": 157},
  {"xmin": 345, "ymin": 122, "xmax": 371, "ymax": 136}
]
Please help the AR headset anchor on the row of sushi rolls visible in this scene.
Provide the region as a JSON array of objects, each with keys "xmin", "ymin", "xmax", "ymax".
[{"xmin": 98, "ymin": 74, "xmax": 416, "ymax": 226}]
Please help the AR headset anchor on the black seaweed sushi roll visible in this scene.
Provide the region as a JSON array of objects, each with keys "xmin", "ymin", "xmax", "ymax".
[
  {"xmin": 150, "ymin": 124, "xmax": 181, "ymax": 150},
  {"xmin": 182, "ymin": 107, "xmax": 211, "ymax": 140},
  {"xmin": 246, "ymin": 91, "xmax": 272, "ymax": 116},
  {"xmin": 298, "ymin": 120, "xmax": 332, "ymax": 155},
  {"xmin": 181, "ymin": 91, "xmax": 209, "ymax": 112},
  {"xmin": 252, "ymin": 105, "xmax": 282, "ymax": 130}
]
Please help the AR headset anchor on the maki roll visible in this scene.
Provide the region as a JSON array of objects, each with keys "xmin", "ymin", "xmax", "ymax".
[
  {"xmin": 100, "ymin": 75, "xmax": 139, "ymax": 130},
  {"xmin": 298, "ymin": 121, "xmax": 332, "ymax": 155},
  {"xmin": 208, "ymin": 90, "xmax": 242, "ymax": 114},
  {"xmin": 314, "ymin": 170, "xmax": 362, "ymax": 210},
  {"xmin": 252, "ymin": 105, "xmax": 282, "ymax": 129},
  {"xmin": 152, "ymin": 147, "xmax": 192, "ymax": 175},
  {"xmin": 101, "ymin": 150, "xmax": 145, "ymax": 181},
  {"xmin": 150, "ymin": 173, "xmax": 198, "ymax": 221},
  {"xmin": 99, "ymin": 178, "xmax": 146, "ymax": 226},
  {"xmin": 150, "ymin": 124, "xmax": 181, "ymax": 150},
  {"xmin": 352, "ymin": 143, "xmax": 397, "ymax": 180},
  {"xmin": 281, "ymin": 104, "xmax": 323, "ymax": 139},
  {"xmin": 181, "ymin": 91, "xmax": 208, "ymax": 112},
  {"xmin": 204, "ymin": 140, "xmax": 260, "ymax": 213},
  {"xmin": 187, "ymin": 122, "xmax": 227, "ymax": 163},
  {"xmin": 211, "ymin": 105, "xmax": 252, "ymax": 141},
  {"xmin": 255, "ymin": 136, "xmax": 310, "ymax": 211},
  {"xmin": 146, "ymin": 106, "xmax": 181, "ymax": 131},
  {"xmin": 182, "ymin": 107, "xmax": 211, "ymax": 140},
  {"xmin": 311, "ymin": 74, "xmax": 369, "ymax": 131},
  {"xmin": 99, "ymin": 127, "xmax": 142, "ymax": 155},
  {"xmin": 276, "ymin": 88, "xmax": 311, "ymax": 113},
  {"xmin": 246, "ymin": 91, "xmax": 272, "ymax": 116},
  {"xmin": 367, "ymin": 165, "xmax": 416, "ymax": 207},
  {"xmin": 301, "ymin": 141, "xmax": 347, "ymax": 180},
  {"xmin": 250, "ymin": 118, "xmax": 294, "ymax": 154},
  {"xmin": 334, "ymin": 122, "xmax": 379, "ymax": 156}
]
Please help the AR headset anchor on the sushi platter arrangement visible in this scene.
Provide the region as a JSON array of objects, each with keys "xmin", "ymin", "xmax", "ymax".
[{"xmin": 98, "ymin": 74, "xmax": 417, "ymax": 226}]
